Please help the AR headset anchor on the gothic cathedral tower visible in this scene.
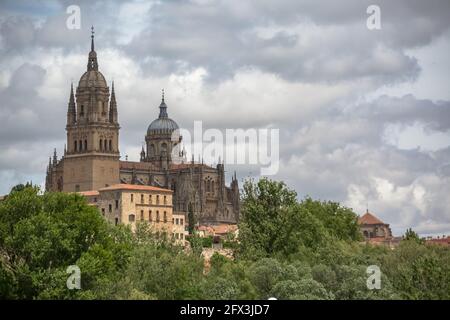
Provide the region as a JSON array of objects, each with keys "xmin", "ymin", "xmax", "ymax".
[{"xmin": 63, "ymin": 27, "xmax": 120, "ymax": 192}]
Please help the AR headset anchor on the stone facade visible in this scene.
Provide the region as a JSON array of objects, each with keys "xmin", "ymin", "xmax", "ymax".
[
  {"xmin": 172, "ymin": 212, "xmax": 188, "ymax": 245},
  {"xmin": 46, "ymin": 29, "xmax": 240, "ymax": 225},
  {"xmin": 80, "ymin": 184, "xmax": 174, "ymax": 234}
]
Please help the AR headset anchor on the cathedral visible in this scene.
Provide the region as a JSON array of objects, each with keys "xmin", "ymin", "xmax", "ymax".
[{"xmin": 45, "ymin": 29, "xmax": 240, "ymax": 224}]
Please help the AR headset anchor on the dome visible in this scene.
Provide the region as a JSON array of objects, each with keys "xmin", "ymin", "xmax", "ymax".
[
  {"xmin": 147, "ymin": 116, "xmax": 179, "ymax": 134},
  {"xmin": 78, "ymin": 70, "xmax": 107, "ymax": 88},
  {"xmin": 147, "ymin": 96, "xmax": 179, "ymax": 135}
]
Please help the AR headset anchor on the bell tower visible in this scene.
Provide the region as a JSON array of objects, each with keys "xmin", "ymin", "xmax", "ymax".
[{"xmin": 62, "ymin": 27, "xmax": 120, "ymax": 192}]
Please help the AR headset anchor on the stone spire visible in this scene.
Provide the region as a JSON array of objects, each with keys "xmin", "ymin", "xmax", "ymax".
[
  {"xmin": 67, "ymin": 82, "xmax": 76, "ymax": 125},
  {"xmin": 158, "ymin": 89, "xmax": 168, "ymax": 119},
  {"xmin": 87, "ymin": 26, "xmax": 98, "ymax": 71},
  {"xmin": 52, "ymin": 148, "xmax": 57, "ymax": 165},
  {"xmin": 91, "ymin": 25, "xmax": 95, "ymax": 51},
  {"xmin": 109, "ymin": 81, "xmax": 118, "ymax": 123},
  {"xmin": 140, "ymin": 145, "xmax": 146, "ymax": 161}
]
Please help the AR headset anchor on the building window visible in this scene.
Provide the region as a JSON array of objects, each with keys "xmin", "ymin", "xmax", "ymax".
[
  {"xmin": 164, "ymin": 195, "xmax": 167, "ymax": 204},
  {"xmin": 101, "ymin": 208, "xmax": 105, "ymax": 216},
  {"xmin": 180, "ymin": 218, "xmax": 183, "ymax": 225},
  {"xmin": 115, "ymin": 200, "xmax": 119, "ymax": 209},
  {"xmin": 141, "ymin": 194, "xmax": 144, "ymax": 204},
  {"xmin": 80, "ymin": 105, "xmax": 84, "ymax": 116},
  {"xmin": 149, "ymin": 194, "xmax": 152, "ymax": 204},
  {"xmin": 175, "ymin": 218, "xmax": 179, "ymax": 225},
  {"xmin": 163, "ymin": 211, "xmax": 167, "ymax": 223},
  {"xmin": 140, "ymin": 210, "xmax": 144, "ymax": 221},
  {"xmin": 149, "ymin": 210, "xmax": 152, "ymax": 221},
  {"xmin": 115, "ymin": 217, "xmax": 118, "ymax": 226},
  {"xmin": 131, "ymin": 194, "xmax": 134, "ymax": 202},
  {"xmin": 75, "ymin": 185, "xmax": 80, "ymax": 192},
  {"xmin": 109, "ymin": 140, "xmax": 112, "ymax": 151},
  {"xmin": 156, "ymin": 211, "xmax": 160, "ymax": 222},
  {"xmin": 94, "ymin": 197, "xmax": 97, "ymax": 203},
  {"xmin": 156, "ymin": 195, "xmax": 160, "ymax": 204},
  {"xmin": 108, "ymin": 204, "xmax": 112, "ymax": 213},
  {"xmin": 211, "ymin": 181, "xmax": 214, "ymax": 194},
  {"xmin": 99, "ymin": 139, "xmax": 103, "ymax": 150},
  {"xmin": 128, "ymin": 214, "xmax": 135, "ymax": 222},
  {"xmin": 84, "ymin": 140, "xmax": 87, "ymax": 151},
  {"xmin": 79, "ymin": 140, "xmax": 82, "ymax": 151},
  {"xmin": 74, "ymin": 140, "xmax": 77, "ymax": 152},
  {"xmin": 104, "ymin": 139, "xmax": 107, "ymax": 150}
]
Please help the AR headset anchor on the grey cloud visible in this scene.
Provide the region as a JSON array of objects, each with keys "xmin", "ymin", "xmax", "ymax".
[{"xmin": 0, "ymin": 0, "xmax": 449, "ymax": 236}]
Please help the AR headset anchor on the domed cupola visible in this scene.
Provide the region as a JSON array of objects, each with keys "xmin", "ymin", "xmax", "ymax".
[
  {"xmin": 78, "ymin": 26, "xmax": 108, "ymax": 89},
  {"xmin": 147, "ymin": 89, "xmax": 179, "ymax": 135},
  {"xmin": 143, "ymin": 90, "xmax": 182, "ymax": 168}
]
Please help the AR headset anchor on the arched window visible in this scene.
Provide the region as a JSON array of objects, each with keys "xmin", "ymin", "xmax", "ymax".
[
  {"xmin": 156, "ymin": 195, "xmax": 160, "ymax": 204},
  {"xmin": 211, "ymin": 181, "xmax": 214, "ymax": 194},
  {"xmin": 103, "ymin": 140, "xmax": 107, "ymax": 150},
  {"xmin": 149, "ymin": 194, "xmax": 152, "ymax": 204},
  {"xmin": 207, "ymin": 180, "xmax": 211, "ymax": 192},
  {"xmin": 128, "ymin": 214, "xmax": 135, "ymax": 222},
  {"xmin": 74, "ymin": 140, "xmax": 77, "ymax": 152},
  {"xmin": 109, "ymin": 140, "xmax": 112, "ymax": 151},
  {"xmin": 156, "ymin": 211, "xmax": 160, "ymax": 222},
  {"xmin": 80, "ymin": 105, "xmax": 84, "ymax": 116},
  {"xmin": 164, "ymin": 195, "xmax": 167, "ymax": 204},
  {"xmin": 79, "ymin": 140, "xmax": 82, "ymax": 151},
  {"xmin": 149, "ymin": 210, "xmax": 152, "ymax": 221},
  {"xmin": 99, "ymin": 139, "xmax": 103, "ymax": 150},
  {"xmin": 141, "ymin": 194, "xmax": 144, "ymax": 204},
  {"xmin": 163, "ymin": 211, "xmax": 167, "ymax": 223},
  {"xmin": 84, "ymin": 140, "xmax": 87, "ymax": 151}
]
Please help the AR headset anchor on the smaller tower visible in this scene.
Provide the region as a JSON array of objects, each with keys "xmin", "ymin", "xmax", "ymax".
[
  {"xmin": 109, "ymin": 81, "xmax": 118, "ymax": 123},
  {"xmin": 67, "ymin": 82, "xmax": 76, "ymax": 125},
  {"xmin": 52, "ymin": 148, "xmax": 57, "ymax": 165}
]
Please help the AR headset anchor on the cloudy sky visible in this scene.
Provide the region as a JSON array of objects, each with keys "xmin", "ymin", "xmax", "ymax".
[{"xmin": 0, "ymin": 0, "xmax": 449, "ymax": 236}]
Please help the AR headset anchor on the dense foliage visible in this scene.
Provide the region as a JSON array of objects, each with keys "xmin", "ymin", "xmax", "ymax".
[{"xmin": 0, "ymin": 180, "xmax": 448, "ymax": 300}]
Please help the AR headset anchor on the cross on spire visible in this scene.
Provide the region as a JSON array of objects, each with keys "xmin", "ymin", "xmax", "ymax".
[
  {"xmin": 91, "ymin": 26, "xmax": 95, "ymax": 51},
  {"xmin": 162, "ymin": 88, "xmax": 165, "ymax": 103}
]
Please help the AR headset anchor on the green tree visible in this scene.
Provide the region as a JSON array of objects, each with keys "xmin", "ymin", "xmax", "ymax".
[
  {"xmin": 187, "ymin": 203, "xmax": 196, "ymax": 234},
  {"xmin": 403, "ymin": 228, "xmax": 424, "ymax": 244}
]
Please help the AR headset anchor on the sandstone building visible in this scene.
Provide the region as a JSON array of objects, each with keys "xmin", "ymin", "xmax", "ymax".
[
  {"xmin": 79, "ymin": 184, "xmax": 186, "ymax": 244},
  {"xmin": 45, "ymin": 29, "xmax": 240, "ymax": 225}
]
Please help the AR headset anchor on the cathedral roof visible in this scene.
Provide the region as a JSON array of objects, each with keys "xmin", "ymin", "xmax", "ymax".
[
  {"xmin": 147, "ymin": 89, "xmax": 179, "ymax": 135},
  {"xmin": 358, "ymin": 211, "xmax": 386, "ymax": 225}
]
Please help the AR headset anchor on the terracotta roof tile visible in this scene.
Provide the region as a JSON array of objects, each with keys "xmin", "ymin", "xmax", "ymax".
[
  {"xmin": 99, "ymin": 183, "xmax": 172, "ymax": 193},
  {"xmin": 77, "ymin": 190, "xmax": 99, "ymax": 196},
  {"xmin": 358, "ymin": 212, "xmax": 385, "ymax": 225}
]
